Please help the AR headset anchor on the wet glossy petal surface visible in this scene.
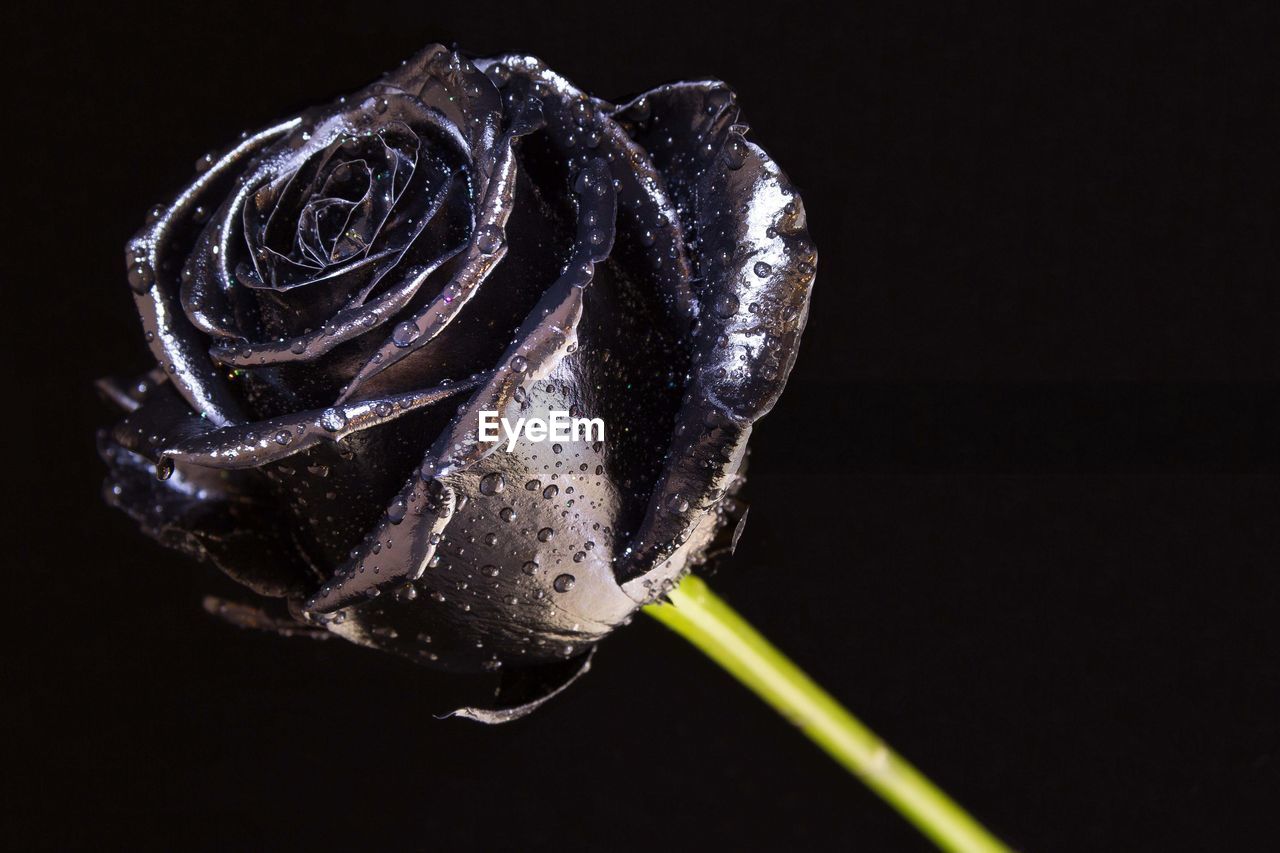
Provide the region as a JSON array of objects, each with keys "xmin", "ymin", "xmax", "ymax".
[{"xmin": 101, "ymin": 44, "xmax": 816, "ymax": 720}]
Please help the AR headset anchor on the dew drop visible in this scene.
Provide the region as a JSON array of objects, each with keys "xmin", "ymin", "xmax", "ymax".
[
  {"xmin": 476, "ymin": 225, "xmax": 503, "ymax": 254},
  {"xmin": 724, "ymin": 136, "xmax": 747, "ymax": 169},
  {"xmin": 537, "ymin": 527, "xmax": 555, "ymax": 542},
  {"xmin": 487, "ymin": 62, "xmax": 511, "ymax": 86},
  {"xmin": 479, "ymin": 472, "xmax": 506, "ymax": 496},
  {"xmin": 320, "ymin": 408, "xmax": 348, "ymax": 432},
  {"xmin": 392, "ymin": 321, "xmax": 420, "ymax": 347},
  {"xmin": 714, "ymin": 294, "xmax": 740, "ymax": 318},
  {"xmin": 553, "ymin": 573, "xmax": 576, "ymax": 593},
  {"xmin": 127, "ymin": 261, "xmax": 155, "ymax": 294},
  {"xmin": 387, "ymin": 499, "xmax": 407, "ymax": 524}
]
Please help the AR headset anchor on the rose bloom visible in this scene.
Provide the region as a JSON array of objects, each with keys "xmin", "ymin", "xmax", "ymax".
[{"xmin": 101, "ymin": 45, "xmax": 815, "ymax": 720}]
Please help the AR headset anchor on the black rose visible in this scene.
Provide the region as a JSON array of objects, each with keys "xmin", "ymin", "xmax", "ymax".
[{"xmin": 100, "ymin": 45, "xmax": 816, "ymax": 721}]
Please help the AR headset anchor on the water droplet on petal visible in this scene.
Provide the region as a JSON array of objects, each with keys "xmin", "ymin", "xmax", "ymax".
[
  {"xmin": 320, "ymin": 408, "xmax": 348, "ymax": 431},
  {"xmin": 487, "ymin": 62, "xmax": 511, "ymax": 86},
  {"xmin": 392, "ymin": 321, "xmax": 420, "ymax": 347},
  {"xmin": 714, "ymin": 294, "xmax": 740, "ymax": 318},
  {"xmin": 476, "ymin": 225, "xmax": 502, "ymax": 254},
  {"xmin": 387, "ymin": 499, "xmax": 407, "ymax": 524},
  {"xmin": 724, "ymin": 136, "xmax": 747, "ymax": 169},
  {"xmin": 127, "ymin": 262, "xmax": 155, "ymax": 294},
  {"xmin": 479, "ymin": 472, "xmax": 506, "ymax": 496}
]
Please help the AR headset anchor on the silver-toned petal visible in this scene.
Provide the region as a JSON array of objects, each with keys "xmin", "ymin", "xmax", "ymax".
[
  {"xmin": 303, "ymin": 158, "xmax": 617, "ymax": 614},
  {"xmin": 99, "ymin": 401, "xmax": 315, "ymax": 599},
  {"xmin": 207, "ymin": 173, "xmax": 468, "ymax": 368},
  {"xmin": 161, "ymin": 374, "xmax": 486, "ymax": 470},
  {"xmin": 126, "ymin": 119, "xmax": 300, "ymax": 425},
  {"xmin": 184, "ymin": 96, "xmax": 471, "ymax": 345},
  {"xmin": 448, "ymin": 650, "xmax": 595, "ymax": 724},
  {"xmin": 425, "ymin": 158, "xmax": 617, "ymax": 478},
  {"xmin": 95, "ymin": 367, "xmax": 168, "ymax": 414},
  {"xmin": 336, "ymin": 97, "xmax": 546, "ymax": 399},
  {"xmin": 612, "ymin": 98, "xmax": 817, "ymax": 596},
  {"xmin": 383, "ymin": 45, "xmax": 503, "ymax": 185},
  {"xmin": 477, "ymin": 55, "xmax": 698, "ymax": 326}
]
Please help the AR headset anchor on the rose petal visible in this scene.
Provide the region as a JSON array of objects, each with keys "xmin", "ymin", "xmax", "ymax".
[
  {"xmin": 98, "ymin": 386, "xmax": 315, "ymax": 598},
  {"xmin": 161, "ymin": 374, "xmax": 485, "ymax": 471},
  {"xmin": 303, "ymin": 158, "xmax": 618, "ymax": 619},
  {"xmin": 448, "ymin": 650, "xmax": 594, "ymax": 724},
  {"xmin": 127, "ymin": 119, "xmax": 299, "ymax": 426},
  {"xmin": 481, "ymin": 54, "xmax": 699, "ymax": 326},
  {"xmin": 607, "ymin": 86, "xmax": 817, "ymax": 596},
  {"xmin": 336, "ymin": 94, "xmax": 546, "ymax": 400},
  {"xmin": 207, "ymin": 172, "xmax": 469, "ymax": 367},
  {"xmin": 382, "ymin": 46, "xmax": 503, "ymax": 180},
  {"xmin": 184, "ymin": 93, "xmax": 470, "ymax": 347}
]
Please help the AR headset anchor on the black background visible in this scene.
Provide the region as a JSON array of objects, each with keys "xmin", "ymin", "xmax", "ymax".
[{"xmin": 9, "ymin": 2, "xmax": 1278, "ymax": 850}]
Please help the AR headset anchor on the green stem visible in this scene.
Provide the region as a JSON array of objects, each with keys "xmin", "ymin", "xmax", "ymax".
[{"xmin": 644, "ymin": 575, "xmax": 1012, "ymax": 853}]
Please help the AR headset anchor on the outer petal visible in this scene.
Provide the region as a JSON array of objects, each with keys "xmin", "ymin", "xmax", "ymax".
[
  {"xmin": 300, "ymin": 160, "xmax": 625, "ymax": 672},
  {"xmin": 476, "ymin": 54, "xmax": 699, "ymax": 326},
  {"xmin": 382, "ymin": 46, "xmax": 503, "ymax": 182},
  {"xmin": 448, "ymin": 650, "xmax": 594, "ymax": 723},
  {"xmin": 98, "ymin": 380, "xmax": 315, "ymax": 598},
  {"xmin": 607, "ymin": 85, "xmax": 818, "ymax": 597},
  {"xmin": 125, "ymin": 119, "xmax": 299, "ymax": 426}
]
